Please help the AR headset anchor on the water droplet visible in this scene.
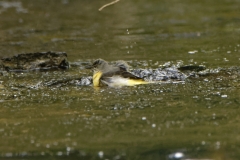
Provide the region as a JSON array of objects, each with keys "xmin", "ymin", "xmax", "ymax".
[
  {"xmin": 223, "ymin": 58, "xmax": 229, "ymax": 61},
  {"xmin": 66, "ymin": 147, "xmax": 71, "ymax": 152},
  {"xmin": 142, "ymin": 117, "xmax": 146, "ymax": 120},
  {"xmin": 221, "ymin": 95, "xmax": 227, "ymax": 98},
  {"xmin": 98, "ymin": 151, "xmax": 104, "ymax": 158},
  {"xmin": 188, "ymin": 50, "xmax": 198, "ymax": 54},
  {"xmin": 204, "ymin": 78, "xmax": 209, "ymax": 82},
  {"xmin": 168, "ymin": 152, "xmax": 184, "ymax": 159}
]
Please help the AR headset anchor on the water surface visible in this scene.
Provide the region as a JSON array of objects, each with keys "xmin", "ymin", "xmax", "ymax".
[{"xmin": 0, "ymin": 0, "xmax": 240, "ymax": 159}]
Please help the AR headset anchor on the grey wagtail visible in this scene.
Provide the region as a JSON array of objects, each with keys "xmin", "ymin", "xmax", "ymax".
[{"xmin": 86, "ymin": 59, "xmax": 149, "ymax": 87}]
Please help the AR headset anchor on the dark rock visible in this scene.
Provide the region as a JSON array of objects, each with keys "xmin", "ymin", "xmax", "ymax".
[
  {"xmin": 178, "ymin": 65, "xmax": 206, "ymax": 72},
  {"xmin": 0, "ymin": 51, "xmax": 69, "ymax": 71}
]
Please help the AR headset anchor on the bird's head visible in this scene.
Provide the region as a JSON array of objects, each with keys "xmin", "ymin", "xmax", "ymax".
[{"xmin": 85, "ymin": 59, "xmax": 109, "ymax": 71}]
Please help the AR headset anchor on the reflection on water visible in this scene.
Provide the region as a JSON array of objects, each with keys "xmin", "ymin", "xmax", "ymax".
[{"xmin": 0, "ymin": 0, "xmax": 240, "ymax": 159}]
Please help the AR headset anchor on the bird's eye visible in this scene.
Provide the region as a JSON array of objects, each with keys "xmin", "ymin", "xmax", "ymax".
[{"xmin": 93, "ymin": 60, "xmax": 99, "ymax": 65}]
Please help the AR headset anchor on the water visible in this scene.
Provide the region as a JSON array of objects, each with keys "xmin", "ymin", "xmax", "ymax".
[{"xmin": 0, "ymin": 0, "xmax": 240, "ymax": 159}]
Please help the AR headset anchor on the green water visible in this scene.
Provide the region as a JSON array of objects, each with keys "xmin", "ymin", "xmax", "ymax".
[{"xmin": 0, "ymin": 0, "xmax": 240, "ymax": 159}]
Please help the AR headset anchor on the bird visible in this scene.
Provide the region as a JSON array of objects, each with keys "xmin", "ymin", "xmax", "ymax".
[{"xmin": 86, "ymin": 59, "xmax": 149, "ymax": 87}]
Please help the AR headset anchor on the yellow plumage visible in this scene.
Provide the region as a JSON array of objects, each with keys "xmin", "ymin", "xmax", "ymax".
[
  {"xmin": 88, "ymin": 59, "xmax": 149, "ymax": 87},
  {"xmin": 127, "ymin": 79, "xmax": 149, "ymax": 86},
  {"xmin": 93, "ymin": 71, "xmax": 102, "ymax": 87}
]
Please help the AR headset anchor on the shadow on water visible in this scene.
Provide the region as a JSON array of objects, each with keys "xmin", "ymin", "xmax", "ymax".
[{"xmin": 0, "ymin": 0, "xmax": 240, "ymax": 159}]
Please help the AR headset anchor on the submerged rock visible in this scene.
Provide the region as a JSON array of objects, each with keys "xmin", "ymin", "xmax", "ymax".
[
  {"xmin": 132, "ymin": 67, "xmax": 187, "ymax": 81},
  {"xmin": 0, "ymin": 51, "xmax": 69, "ymax": 71},
  {"xmin": 43, "ymin": 77, "xmax": 92, "ymax": 87}
]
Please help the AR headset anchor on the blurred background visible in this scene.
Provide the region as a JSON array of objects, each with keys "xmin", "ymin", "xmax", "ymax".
[{"xmin": 0, "ymin": 0, "xmax": 239, "ymax": 66}]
